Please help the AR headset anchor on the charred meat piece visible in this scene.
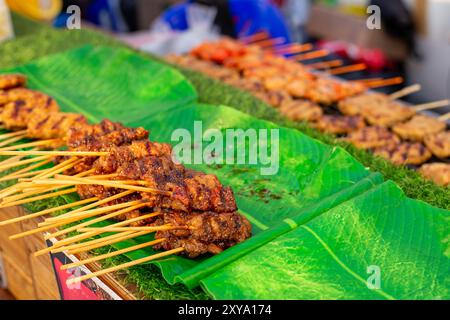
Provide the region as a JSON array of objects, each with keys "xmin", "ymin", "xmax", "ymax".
[
  {"xmin": 392, "ymin": 115, "xmax": 447, "ymax": 141},
  {"xmin": 286, "ymin": 78, "xmax": 312, "ymax": 98},
  {"xmin": 153, "ymin": 211, "xmax": 252, "ymax": 258},
  {"xmin": 424, "ymin": 131, "xmax": 450, "ymax": 159},
  {"xmin": 314, "ymin": 115, "xmax": 365, "ymax": 135},
  {"xmin": 91, "ymin": 140, "xmax": 237, "ymax": 213},
  {"xmin": 27, "ymin": 112, "xmax": 88, "ymax": 140},
  {"xmin": 67, "ymin": 119, "xmax": 149, "ymax": 151},
  {"xmin": 419, "ymin": 163, "xmax": 450, "ymax": 186},
  {"xmin": 338, "ymin": 92, "xmax": 389, "ymax": 116},
  {"xmin": 1, "ymin": 92, "xmax": 59, "ymax": 130},
  {"xmin": 305, "ymin": 78, "xmax": 365, "ymax": 105},
  {"xmin": 374, "ymin": 142, "xmax": 432, "ymax": 165},
  {"xmin": 258, "ymin": 90, "xmax": 292, "ymax": 108},
  {"xmin": 346, "ymin": 126, "xmax": 400, "ymax": 149},
  {"xmin": 362, "ymin": 101, "xmax": 415, "ymax": 127},
  {"xmin": 0, "ymin": 74, "xmax": 26, "ymax": 90},
  {"xmin": 279, "ymin": 99, "xmax": 323, "ymax": 122}
]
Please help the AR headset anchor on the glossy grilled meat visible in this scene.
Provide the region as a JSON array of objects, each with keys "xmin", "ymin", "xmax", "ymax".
[
  {"xmin": 424, "ymin": 131, "xmax": 450, "ymax": 159},
  {"xmin": 92, "ymin": 140, "xmax": 237, "ymax": 213},
  {"xmin": 392, "ymin": 115, "xmax": 447, "ymax": 142},
  {"xmin": 362, "ymin": 101, "xmax": 415, "ymax": 127},
  {"xmin": 152, "ymin": 210, "xmax": 252, "ymax": 258},
  {"xmin": 279, "ymin": 99, "xmax": 323, "ymax": 122},
  {"xmin": 346, "ymin": 126, "xmax": 400, "ymax": 150},
  {"xmin": 374, "ymin": 142, "xmax": 432, "ymax": 165},
  {"xmin": 338, "ymin": 92, "xmax": 388, "ymax": 116},
  {"xmin": 314, "ymin": 115, "xmax": 365, "ymax": 135},
  {"xmin": 0, "ymin": 74, "xmax": 26, "ymax": 90},
  {"xmin": 67, "ymin": 119, "xmax": 149, "ymax": 151},
  {"xmin": 419, "ymin": 163, "xmax": 450, "ymax": 187},
  {"xmin": 0, "ymin": 90, "xmax": 59, "ymax": 130},
  {"xmin": 27, "ymin": 112, "xmax": 88, "ymax": 140}
]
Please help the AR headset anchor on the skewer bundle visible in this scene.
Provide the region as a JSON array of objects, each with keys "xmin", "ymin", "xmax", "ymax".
[
  {"xmin": 0, "ymin": 74, "xmax": 252, "ymax": 285},
  {"xmin": 166, "ymin": 37, "xmax": 450, "ymax": 186}
]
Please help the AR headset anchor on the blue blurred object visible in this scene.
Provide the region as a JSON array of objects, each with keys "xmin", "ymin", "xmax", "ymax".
[{"xmin": 161, "ymin": 0, "xmax": 291, "ymax": 43}]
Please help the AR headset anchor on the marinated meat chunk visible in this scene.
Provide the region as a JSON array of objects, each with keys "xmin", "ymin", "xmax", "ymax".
[{"xmin": 374, "ymin": 142, "xmax": 432, "ymax": 165}]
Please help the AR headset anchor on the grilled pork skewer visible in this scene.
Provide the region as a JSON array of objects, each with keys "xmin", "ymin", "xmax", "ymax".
[
  {"xmin": 392, "ymin": 115, "xmax": 447, "ymax": 142},
  {"xmin": 346, "ymin": 126, "xmax": 401, "ymax": 150},
  {"xmin": 424, "ymin": 131, "xmax": 450, "ymax": 159},
  {"xmin": 419, "ymin": 163, "xmax": 450, "ymax": 187},
  {"xmin": 374, "ymin": 142, "xmax": 432, "ymax": 165}
]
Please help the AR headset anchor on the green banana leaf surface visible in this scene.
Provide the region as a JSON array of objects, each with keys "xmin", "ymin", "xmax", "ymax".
[{"xmin": 1, "ymin": 46, "xmax": 448, "ymax": 299}]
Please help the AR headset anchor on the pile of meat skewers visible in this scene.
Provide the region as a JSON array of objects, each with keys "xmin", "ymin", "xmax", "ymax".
[
  {"xmin": 0, "ymin": 73, "xmax": 252, "ymax": 284},
  {"xmin": 166, "ymin": 38, "xmax": 450, "ymax": 187}
]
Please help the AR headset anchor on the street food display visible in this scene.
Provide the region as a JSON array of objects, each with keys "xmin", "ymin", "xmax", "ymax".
[
  {"xmin": 166, "ymin": 38, "xmax": 450, "ymax": 186},
  {"xmin": 0, "ymin": 73, "xmax": 252, "ymax": 284}
]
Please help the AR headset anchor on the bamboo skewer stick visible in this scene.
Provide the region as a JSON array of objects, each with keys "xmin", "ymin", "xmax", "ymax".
[
  {"xmin": 77, "ymin": 225, "xmax": 178, "ymax": 233},
  {"xmin": 42, "ymin": 190, "xmax": 135, "ymax": 224},
  {"xmin": 1, "ymin": 184, "xmax": 74, "ymax": 204},
  {"xmin": 62, "ymin": 231, "xmax": 136, "ymax": 254},
  {"xmin": 0, "ymin": 197, "xmax": 98, "ymax": 226},
  {"xmin": 362, "ymin": 77, "xmax": 404, "ymax": 88},
  {"xmin": 413, "ymin": 99, "xmax": 450, "ymax": 112},
  {"xmin": 39, "ymin": 200, "xmax": 145, "ymax": 227},
  {"xmin": 34, "ymin": 175, "xmax": 171, "ymax": 196},
  {"xmin": 0, "ymin": 158, "xmax": 52, "ymax": 182},
  {"xmin": 389, "ymin": 84, "xmax": 422, "ymax": 100},
  {"xmin": 1, "ymin": 187, "xmax": 77, "ymax": 209},
  {"xmin": 0, "ymin": 147, "xmax": 39, "ymax": 167},
  {"xmin": 33, "ymin": 157, "xmax": 80, "ymax": 179},
  {"xmin": 0, "ymin": 135, "xmax": 27, "ymax": 148},
  {"xmin": 240, "ymin": 31, "xmax": 269, "ymax": 43},
  {"xmin": 306, "ymin": 59, "xmax": 343, "ymax": 69},
  {"xmin": 60, "ymin": 213, "xmax": 162, "ymax": 254},
  {"xmin": 0, "ymin": 155, "xmax": 52, "ymax": 172},
  {"xmin": 49, "ymin": 212, "xmax": 161, "ymax": 250},
  {"xmin": 328, "ymin": 63, "xmax": 366, "ymax": 75},
  {"xmin": 253, "ymin": 37, "xmax": 286, "ymax": 49},
  {"xmin": 0, "ymin": 150, "xmax": 109, "ymax": 157},
  {"xmin": 438, "ymin": 112, "xmax": 450, "ymax": 122},
  {"xmin": 35, "ymin": 212, "xmax": 161, "ymax": 257},
  {"xmin": 0, "ymin": 130, "xmax": 28, "ymax": 141},
  {"xmin": 269, "ymin": 43, "xmax": 313, "ymax": 55},
  {"xmin": 66, "ymin": 247, "xmax": 185, "ymax": 285},
  {"xmin": 67, "ymin": 231, "xmax": 150, "ymax": 255},
  {"xmin": 8, "ymin": 199, "xmax": 143, "ymax": 240},
  {"xmin": 0, "ymin": 168, "xmax": 48, "ymax": 182},
  {"xmin": 61, "ymin": 238, "xmax": 166, "ymax": 270},
  {"xmin": 0, "ymin": 139, "xmax": 61, "ymax": 151},
  {"xmin": 293, "ymin": 50, "xmax": 329, "ymax": 61},
  {"xmin": 45, "ymin": 203, "xmax": 149, "ymax": 239}
]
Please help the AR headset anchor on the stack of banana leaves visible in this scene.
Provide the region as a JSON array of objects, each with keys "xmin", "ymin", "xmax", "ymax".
[{"xmin": 0, "ymin": 19, "xmax": 448, "ymax": 300}]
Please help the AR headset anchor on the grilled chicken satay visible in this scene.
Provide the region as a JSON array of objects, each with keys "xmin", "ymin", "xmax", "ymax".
[
  {"xmin": 419, "ymin": 163, "xmax": 450, "ymax": 186},
  {"xmin": 374, "ymin": 142, "xmax": 432, "ymax": 165},
  {"xmin": 313, "ymin": 115, "xmax": 365, "ymax": 135},
  {"xmin": 27, "ymin": 111, "xmax": 88, "ymax": 140},
  {"xmin": 392, "ymin": 115, "xmax": 447, "ymax": 141},
  {"xmin": 361, "ymin": 101, "xmax": 415, "ymax": 127},
  {"xmin": 0, "ymin": 74, "xmax": 27, "ymax": 90},
  {"xmin": 338, "ymin": 92, "xmax": 389, "ymax": 116},
  {"xmin": 1, "ymin": 90, "xmax": 59, "ymax": 130},
  {"xmin": 304, "ymin": 77, "xmax": 366, "ymax": 105},
  {"xmin": 346, "ymin": 126, "xmax": 400, "ymax": 149},
  {"xmin": 279, "ymin": 99, "xmax": 323, "ymax": 122},
  {"xmin": 424, "ymin": 131, "xmax": 450, "ymax": 159}
]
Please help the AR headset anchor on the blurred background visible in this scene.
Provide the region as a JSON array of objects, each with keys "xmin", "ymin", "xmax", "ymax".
[{"xmin": 1, "ymin": 0, "xmax": 449, "ymax": 109}]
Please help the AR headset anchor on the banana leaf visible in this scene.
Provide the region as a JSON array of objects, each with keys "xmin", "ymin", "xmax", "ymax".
[{"xmin": 1, "ymin": 46, "xmax": 448, "ymax": 299}]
